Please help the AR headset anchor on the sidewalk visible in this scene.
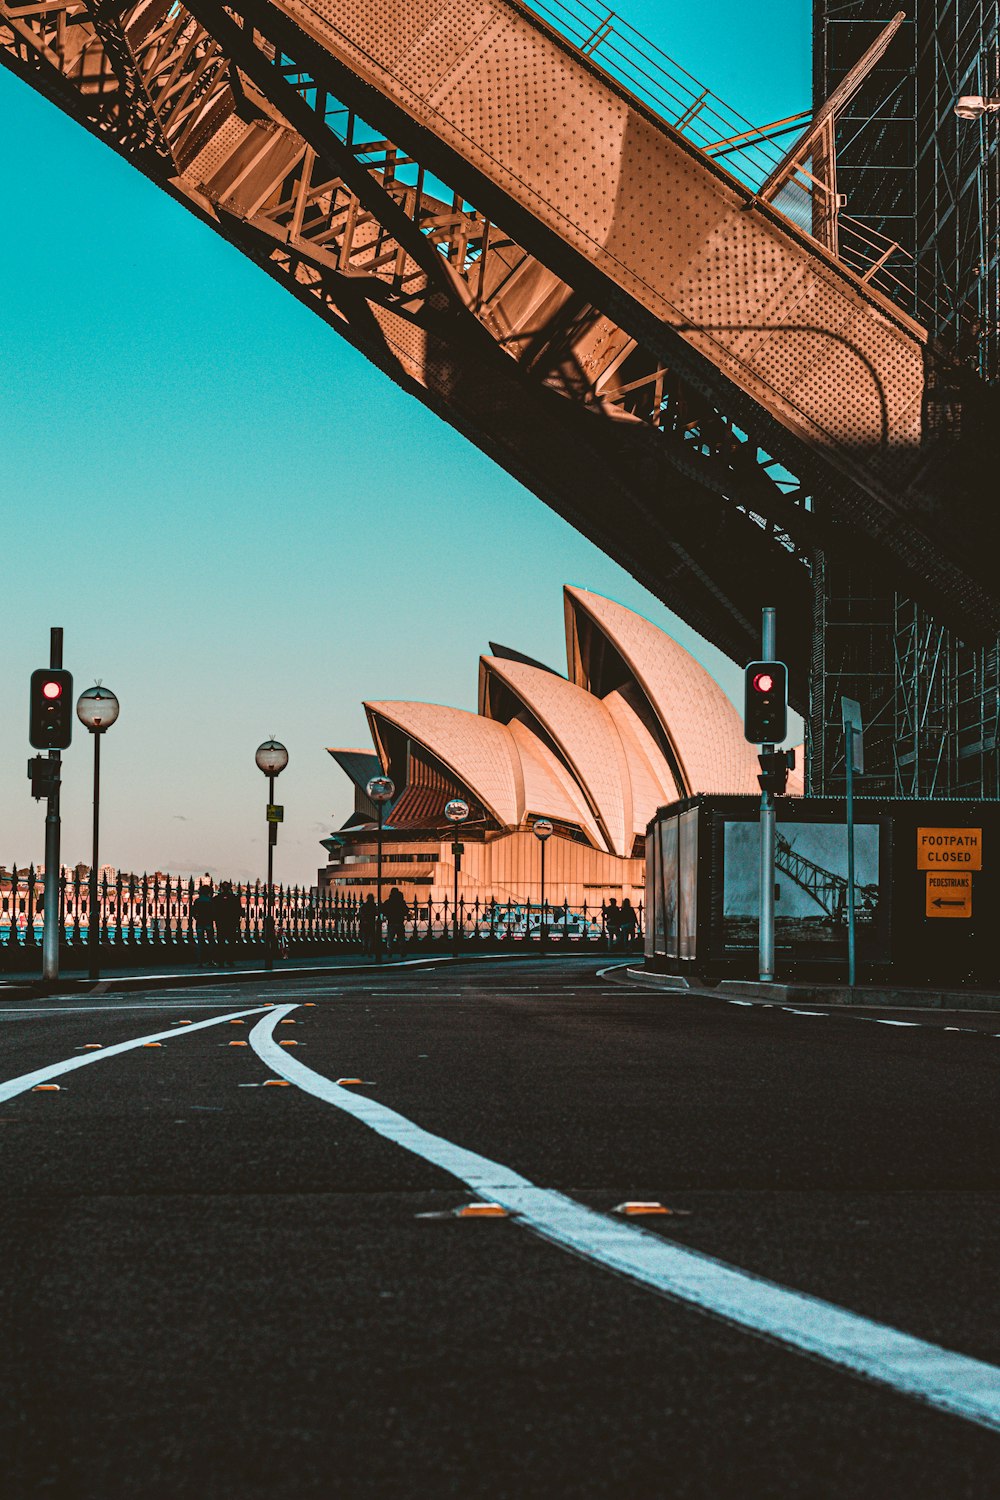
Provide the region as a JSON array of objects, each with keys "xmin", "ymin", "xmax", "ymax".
[{"xmin": 621, "ymin": 966, "xmax": 1000, "ymax": 1012}]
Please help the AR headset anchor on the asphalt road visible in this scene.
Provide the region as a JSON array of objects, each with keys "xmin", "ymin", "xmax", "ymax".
[{"xmin": 1, "ymin": 957, "xmax": 999, "ymax": 1498}]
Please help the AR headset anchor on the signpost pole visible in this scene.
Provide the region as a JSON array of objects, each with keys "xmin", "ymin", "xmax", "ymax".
[
  {"xmin": 759, "ymin": 608, "xmax": 776, "ymax": 982},
  {"xmin": 840, "ymin": 697, "xmax": 863, "ymax": 990},
  {"xmin": 846, "ymin": 725, "xmax": 856, "ymax": 988}
]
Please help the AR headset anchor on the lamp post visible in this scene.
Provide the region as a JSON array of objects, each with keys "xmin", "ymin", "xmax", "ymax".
[
  {"xmin": 533, "ymin": 818, "xmax": 553, "ymax": 954},
  {"xmin": 76, "ymin": 685, "xmax": 120, "ymax": 981},
  {"xmin": 444, "ymin": 798, "xmax": 469, "ymax": 956},
  {"xmin": 255, "ymin": 739, "xmax": 288, "ymax": 971},
  {"xmin": 366, "ymin": 775, "xmax": 395, "ymax": 964}
]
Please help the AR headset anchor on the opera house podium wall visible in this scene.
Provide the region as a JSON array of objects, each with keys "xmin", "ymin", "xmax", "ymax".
[{"xmin": 320, "ymin": 587, "xmax": 765, "ymax": 911}]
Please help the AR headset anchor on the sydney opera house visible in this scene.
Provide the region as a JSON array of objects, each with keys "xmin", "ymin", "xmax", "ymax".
[{"xmin": 320, "ymin": 587, "xmax": 773, "ymax": 910}]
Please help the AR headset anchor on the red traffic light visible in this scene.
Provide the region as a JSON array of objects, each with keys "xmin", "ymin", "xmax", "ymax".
[
  {"xmin": 30, "ymin": 667, "xmax": 74, "ymax": 750},
  {"xmin": 744, "ymin": 660, "xmax": 787, "ymax": 744}
]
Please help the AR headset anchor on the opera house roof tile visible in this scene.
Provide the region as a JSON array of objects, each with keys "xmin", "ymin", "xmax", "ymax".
[
  {"xmin": 565, "ymin": 587, "xmax": 760, "ymax": 795},
  {"xmin": 334, "ymin": 588, "xmax": 761, "ymax": 849},
  {"xmin": 364, "ymin": 700, "xmax": 523, "ymax": 829},
  {"xmin": 481, "ymin": 655, "xmax": 633, "ymax": 856}
]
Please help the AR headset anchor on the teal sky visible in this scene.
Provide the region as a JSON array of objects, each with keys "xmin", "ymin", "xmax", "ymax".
[{"xmin": 0, "ymin": 2, "xmax": 809, "ymax": 884}]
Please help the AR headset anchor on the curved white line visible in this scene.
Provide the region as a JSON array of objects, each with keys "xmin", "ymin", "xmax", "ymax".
[
  {"xmin": 248, "ymin": 1005, "xmax": 1000, "ymax": 1435},
  {"xmin": 0, "ymin": 1005, "xmax": 272, "ymax": 1104}
]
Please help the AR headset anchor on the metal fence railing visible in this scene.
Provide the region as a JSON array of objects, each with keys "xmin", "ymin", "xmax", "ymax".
[{"xmin": 0, "ymin": 867, "xmax": 644, "ymax": 972}]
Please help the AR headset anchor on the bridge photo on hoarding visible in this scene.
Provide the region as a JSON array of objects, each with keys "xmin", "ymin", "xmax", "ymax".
[{"xmin": 723, "ymin": 818, "xmax": 885, "ymax": 960}]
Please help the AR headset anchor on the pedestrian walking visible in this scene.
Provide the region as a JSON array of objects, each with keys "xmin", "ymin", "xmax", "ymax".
[
  {"xmin": 192, "ymin": 884, "xmax": 215, "ymax": 966},
  {"xmin": 214, "ymin": 881, "xmax": 242, "ymax": 968},
  {"xmin": 382, "ymin": 886, "xmax": 409, "ymax": 959},
  {"xmin": 359, "ymin": 893, "xmax": 378, "ymax": 956},
  {"xmin": 604, "ymin": 897, "xmax": 621, "ymax": 950}
]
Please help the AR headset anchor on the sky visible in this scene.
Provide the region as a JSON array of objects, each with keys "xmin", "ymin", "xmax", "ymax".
[{"xmin": 0, "ymin": 1, "xmax": 809, "ymax": 885}]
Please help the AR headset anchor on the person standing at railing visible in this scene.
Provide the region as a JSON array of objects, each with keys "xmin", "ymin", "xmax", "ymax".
[
  {"xmin": 604, "ymin": 897, "xmax": 621, "ymax": 950},
  {"xmin": 382, "ymin": 886, "xmax": 409, "ymax": 959},
  {"xmin": 192, "ymin": 885, "xmax": 215, "ymax": 967},
  {"xmin": 214, "ymin": 881, "xmax": 241, "ymax": 968},
  {"xmin": 359, "ymin": 894, "xmax": 378, "ymax": 956},
  {"xmin": 618, "ymin": 898, "xmax": 638, "ymax": 951}
]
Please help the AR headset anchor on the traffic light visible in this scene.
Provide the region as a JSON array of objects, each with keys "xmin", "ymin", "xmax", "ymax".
[
  {"xmin": 29, "ymin": 668, "xmax": 74, "ymax": 750},
  {"xmin": 758, "ymin": 748, "xmax": 796, "ymax": 795},
  {"xmin": 27, "ymin": 755, "xmax": 60, "ymax": 800},
  {"xmin": 744, "ymin": 661, "xmax": 787, "ymax": 744}
]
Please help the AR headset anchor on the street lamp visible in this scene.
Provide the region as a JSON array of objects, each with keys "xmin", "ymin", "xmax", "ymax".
[
  {"xmin": 955, "ymin": 95, "xmax": 1000, "ymax": 119},
  {"xmin": 256, "ymin": 739, "xmax": 288, "ymax": 971},
  {"xmin": 444, "ymin": 798, "xmax": 469, "ymax": 956},
  {"xmin": 366, "ymin": 775, "xmax": 395, "ymax": 964},
  {"xmin": 533, "ymin": 818, "xmax": 553, "ymax": 954},
  {"xmin": 76, "ymin": 685, "xmax": 120, "ymax": 981}
]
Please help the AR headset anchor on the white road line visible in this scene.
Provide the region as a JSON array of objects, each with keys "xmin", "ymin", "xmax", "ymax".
[
  {"xmin": 781, "ymin": 1008, "xmax": 828, "ymax": 1017},
  {"xmin": 0, "ymin": 1002, "xmax": 252, "ymax": 1017},
  {"xmin": 248, "ymin": 1004, "xmax": 1000, "ymax": 1435},
  {"xmin": 871, "ymin": 1019, "xmax": 921, "ymax": 1028},
  {"xmin": 0, "ymin": 1005, "xmax": 271, "ymax": 1103}
]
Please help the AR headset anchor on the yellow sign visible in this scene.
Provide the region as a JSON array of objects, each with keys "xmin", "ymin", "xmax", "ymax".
[
  {"xmin": 925, "ymin": 872, "xmax": 973, "ymax": 918},
  {"xmin": 266, "ymin": 804, "xmax": 284, "ymax": 823},
  {"xmin": 916, "ymin": 827, "xmax": 982, "ymax": 870}
]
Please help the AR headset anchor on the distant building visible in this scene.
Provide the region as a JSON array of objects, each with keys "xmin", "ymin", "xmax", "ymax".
[{"xmin": 320, "ymin": 587, "xmax": 768, "ymax": 911}]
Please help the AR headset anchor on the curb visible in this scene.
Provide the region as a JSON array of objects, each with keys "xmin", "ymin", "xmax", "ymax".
[{"xmin": 618, "ymin": 967, "xmax": 1000, "ymax": 1012}]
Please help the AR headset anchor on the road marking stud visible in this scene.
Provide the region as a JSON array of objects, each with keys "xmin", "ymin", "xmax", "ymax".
[
  {"xmin": 229, "ymin": 1040, "xmax": 248, "ymax": 1047},
  {"xmin": 263, "ymin": 1079, "xmax": 290, "ymax": 1086},
  {"xmin": 33, "ymin": 1084, "xmax": 61, "ymax": 1091},
  {"xmin": 279, "ymin": 1040, "xmax": 298, "ymax": 1047},
  {"xmin": 613, "ymin": 1201, "xmax": 672, "ymax": 1216},
  {"xmin": 228, "ymin": 1020, "xmax": 245, "ymax": 1025},
  {"xmin": 143, "ymin": 1042, "xmax": 163, "ymax": 1048},
  {"xmin": 83, "ymin": 1044, "xmax": 102, "ymax": 1050},
  {"xmin": 280, "ymin": 1020, "xmax": 296, "ymax": 1025},
  {"xmin": 336, "ymin": 1077, "xmax": 364, "ymax": 1086},
  {"xmin": 456, "ymin": 1204, "xmax": 509, "ymax": 1218}
]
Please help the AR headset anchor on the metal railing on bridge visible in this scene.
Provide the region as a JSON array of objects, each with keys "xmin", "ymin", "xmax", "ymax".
[{"xmin": 0, "ymin": 867, "xmax": 643, "ymax": 972}]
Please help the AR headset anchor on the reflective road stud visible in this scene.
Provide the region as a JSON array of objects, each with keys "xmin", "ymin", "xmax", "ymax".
[
  {"xmin": 614, "ymin": 1202, "xmax": 672, "ymax": 1216},
  {"xmin": 32, "ymin": 1084, "xmax": 61, "ymax": 1091},
  {"xmin": 456, "ymin": 1204, "xmax": 509, "ymax": 1218}
]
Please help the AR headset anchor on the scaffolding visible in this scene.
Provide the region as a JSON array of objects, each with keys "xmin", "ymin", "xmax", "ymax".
[{"xmin": 811, "ymin": 0, "xmax": 1000, "ymax": 799}]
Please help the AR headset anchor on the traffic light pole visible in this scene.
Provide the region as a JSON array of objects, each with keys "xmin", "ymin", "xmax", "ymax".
[
  {"xmin": 759, "ymin": 608, "xmax": 776, "ymax": 983},
  {"xmin": 42, "ymin": 627, "xmax": 63, "ymax": 984}
]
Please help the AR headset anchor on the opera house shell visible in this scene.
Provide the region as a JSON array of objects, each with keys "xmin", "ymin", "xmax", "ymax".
[{"xmin": 321, "ymin": 587, "xmax": 770, "ymax": 910}]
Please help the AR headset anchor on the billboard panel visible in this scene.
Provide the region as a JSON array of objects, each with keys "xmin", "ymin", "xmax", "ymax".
[{"xmin": 722, "ymin": 818, "xmax": 886, "ymax": 959}]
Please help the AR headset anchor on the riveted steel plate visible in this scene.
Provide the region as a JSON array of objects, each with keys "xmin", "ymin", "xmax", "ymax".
[{"xmin": 288, "ymin": 0, "xmax": 929, "ymax": 496}]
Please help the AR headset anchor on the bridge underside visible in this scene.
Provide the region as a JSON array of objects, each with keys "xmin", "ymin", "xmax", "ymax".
[{"xmin": 3, "ymin": 0, "xmax": 999, "ymax": 712}]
